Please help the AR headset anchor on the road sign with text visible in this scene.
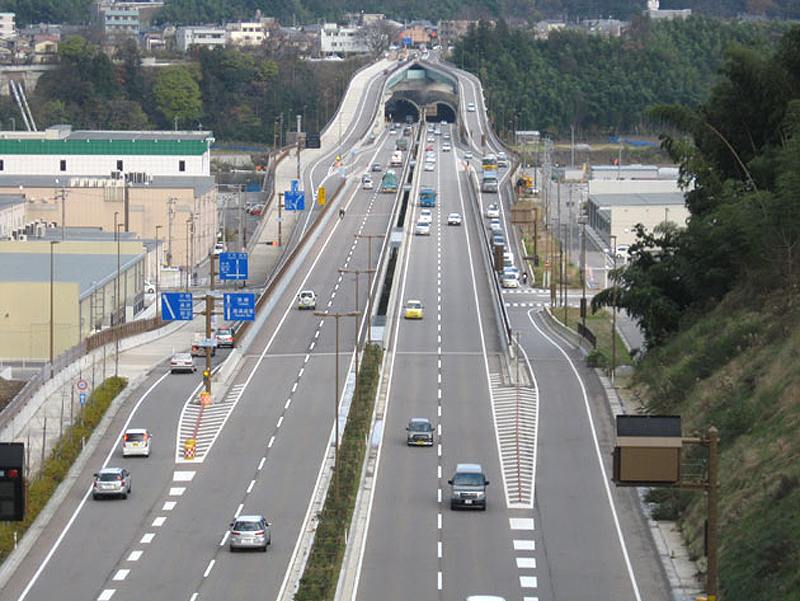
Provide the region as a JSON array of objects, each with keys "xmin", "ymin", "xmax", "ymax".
[
  {"xmin": 285, "ymin": 179, "xmax": 305, "ymax": 211},
  {"xmin": 219, "ymin": 252, "xmax": 249, "ymax": 281},
  {"xmin": 224, "ymin": 293, "xmax": 256, "ymax": 321},
  {"xmin": 161, "ymin": 292, "xmax": 194, "ymax": 321}
]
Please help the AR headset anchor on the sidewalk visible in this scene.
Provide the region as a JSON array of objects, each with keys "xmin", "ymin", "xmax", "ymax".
[{"xmin": 0, "ymin": 57, "xmax": 391, "ymax": 482}]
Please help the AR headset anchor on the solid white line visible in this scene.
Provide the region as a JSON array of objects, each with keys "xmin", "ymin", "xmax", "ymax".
[
  {"xmin": 17, "ymin": 371, "xmax": 171, "ymax": 601},
  {"xmin": 527, "ymin": 309, "xmax": 643, "ymax": 601},
  {"xmin": 203, "ymin": 559, "xmax": 215, "ymax": 578},
  {"xmin": 247, "ymin": 479, "xmax": 256, "ymax": 494}
]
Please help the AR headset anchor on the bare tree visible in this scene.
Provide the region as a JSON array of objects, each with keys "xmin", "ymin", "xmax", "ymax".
[{"xmin": 357, "ymin": 20, "xmax": 398, "ymax": 58}]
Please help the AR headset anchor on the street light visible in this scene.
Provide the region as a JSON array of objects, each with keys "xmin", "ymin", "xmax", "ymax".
[
  {"xmin": 155, "ymin": 225, "xmax": 162, "ymax": 318},
  {"xmin": 314, "ymin": 310, "xmax": 359, "ymax": 501},
  {"xmin": 115, "ymin": 221, "xmax": 123, "ymax": 378},
  {"xmin": 338, "ymin": 268, "xmax": 375, "ymax": 396},
  {"xmin": 355, "ymin": 233, "xmax": 384, "ymax": 344},
  {"xmin": 49, "ymin": 240, "xmax": 59, "ymax": 378},
  {"xmin": 610, "ymin": 234, "xmax": 618, "ymax": 384}
]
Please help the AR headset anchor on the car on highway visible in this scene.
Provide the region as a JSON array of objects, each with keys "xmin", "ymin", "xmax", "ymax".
[
  {"xmin": 464, "ymin": 150, "xmax": 473, "ymax": 160},
  {"xmin": 229, "ymin": 515, "xmax": 271, "ymax": 552},
  {"xmin": 92, "ymin": 467, "xmax": 132, "ymax": 500},
  {"xmin": 485, "ymin": 203, "xmax": 500, "ymax": 218},
  {"xmin": 426, "ymin": 144, "xmax": 434, "ymax": 151},
  {"xmin": 215, "ymin": 326, "xmax": 234, "ymax": 348},
  {"xmin": 492, "ymin": 232, "xmax": 506, "ymax": 247},
  {"xmin": 419, "ymin": 208, "xmax": 433, "ymax": 223},
  {"xmin": 372, "ymin": 162, "xmax": 382, "ymax": 172},
  {"xmin": 191, "ymin": 333, "xmax": 216, "ymax": 357},
  {"xmin": 122, "ymin": 428, "xmax": 152, "ymax": 457},
  {"xmin": 614, "ymin": 244, "xmax": 630, "ymax": 259},
  {"xmin": 298, "ymin": 290, "xmax": 317, "ymax": 310},
  {"xmin": 434, "ymin": 128, "xmax": 441, "ymax": 136},
  {"xmin": 448, "ymin": 463, "xmax": 489, "ymax": 510},
  {"xmin": 170, "ymin": 352, "xmax": 196, "ymax": 374},
  {"xmin": 213, "ymin": 241, "xmax": 226, "ymax": 254},
  {"xmin": 406, "ymin": 417, "xmax": 434, "ymax": 446},
  {"xmin": 489, "ymin": 218, "xmax": 502, "ymax": 232},
  {"xmin": 415, "ymin": 220, "xmax": 430, "ymax": 236},
  {"xmin": 501, "ymin": 267, "xmax": 520, "ymax": 288},
  {"xmin": 447, "ymin": 212, "xmax": 462, "ymax": 226},
  {"xmin": 424, "ymin": 161, "xmax": 435, "ymax": 172},
  {"xmin": 362, "ymin": 174, "xmax": 374, "ymax": 190},
  {"xmin": 404, "ymin": 299, "xmax": 424, "ymax": 319},
  {"xmin": 389, "ymin": 127, "xmax": 397, "ymax": 135},
  {"xmin": 467, "ymin": 102, "xmax": 476, "ymax": 112},
  {"xmin": 427, "ymin": 135, "xmax": 435, "ymax": 143},
  {"xmin": 442, "ymin": 142, "xmax": 451, "ymax": 152},
  {"xmin": 503, "ymin": 252, "xmax": 515, "ymax": 269},
  {"xmin": 497, "ymin": 151, "xmax": 509, "ymax": 168},
  {"xmin": 443, "ymin": 132, "xmax": 451, "ymax": 140}
]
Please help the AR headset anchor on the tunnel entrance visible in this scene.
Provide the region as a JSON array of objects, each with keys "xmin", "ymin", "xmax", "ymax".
[
  {"xmin": 429, "ymin": 103, "xmax": 457, "ymax": 124},
  {"xmin": 385, "ymin": 99, "xmax": 420, "ymax": 123}
]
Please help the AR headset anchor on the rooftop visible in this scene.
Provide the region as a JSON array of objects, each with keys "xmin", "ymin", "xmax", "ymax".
[{"xmin": 589, "ymin": 192, "xmax": 687, "ymax": 207}]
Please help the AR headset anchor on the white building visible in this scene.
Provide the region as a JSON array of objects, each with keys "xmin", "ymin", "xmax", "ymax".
[
  {"xmin": 176, "ymin": 26, "xmax": 226, "ymax": 52},
  {"xmin": 319, "ymin": 23, "xmax": 369, "ymax": 55},
  {"xmin": 0, "ymin": 125, "xmax": 214, "ymax": 177},
  {"xmin": 645, "ymin": 0, "xmax": 691, "ymax": 20},
  {"xmin": 0, "ymin": 194, "xmax": 24, "ymax": 238},
  {"xmin": 0, "ymin": 13, "xmax": 16, "ymax": 40},
  {"xmin": 226, "ymin": 22, "xmax": 266, "ymax": 46}
]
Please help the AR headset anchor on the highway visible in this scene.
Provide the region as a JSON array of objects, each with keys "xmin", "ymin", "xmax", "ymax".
[{"xmin": 1, "ymin": 57, "xmax": 672, "ymax": 601}]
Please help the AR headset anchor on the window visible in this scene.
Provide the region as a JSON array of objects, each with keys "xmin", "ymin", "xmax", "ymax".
[
  {"xmin": 0, "ymin": 159, "xmax": 4, "ymax": 171},
  {"xmin": 60, "ymin": 159, "xmax": 66, "ymax": 171},
  {"xmin": 117, "ymin": 160, "xmax": 123, "ymax": 171},
  {"xmin": 179, "ymin": 160, "xmax": 186, "ymax": 172}
]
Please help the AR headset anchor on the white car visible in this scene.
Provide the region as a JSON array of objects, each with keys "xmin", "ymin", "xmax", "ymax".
[
  {"xmin": 427, "ymin": 135, "xmax": 435, "ymax": 143},
  {"xmin": 467, "ymin": 102, "xmax": 476, "ymax": 112},
  {"xmin": 415, "ymin": 220, "xmax": 431, "ymax": 236},
  {"xmin": 419, "ymin": 208, "xmax": 433, "ymax": 223},
  {"xmin": 426, "ymin": 152, "xmax": 436, "ymax": 162},
  {"xmin": 442, "ymin": 143, "xmax": 451, "ymax": 152},
  {"xmin": 615, "ymin": 244, "xmax": 630, "ymax": 259},
  {"xmin": 485, "ymin": 203, "xmax": 500, "ymax": 218},
  {"xmin": 425, "ymin": 162, "xmax": 435, "ymax": 171},
  {"xmin": 434, "ymin": 128, "xmax": 442, "ymax": 136},
  {"xmin": 489, "ymin": 218, "xmax": 502, "ymax": 232},
  {"xmin": 362, "ymin": 175, "xmax": 374, "ymax": 190},
  {"xmin": 464, "ymin": 150, "xmax": 473, "ymax": 160},
  {"xmin": 503, "ymin": 251, "xmax": 515, "ymax": 269},
  {"xmin": 122, "ymin": 428, "xmax": 152, "ymax": 457},
  {"xmin": 170, "ymin": 352, "xmax": 196, "ymax": 374},
  {"xmin": 502, "ymin": 267, "xmax": 519, "ymax": 288},
  {"xmin": 447, "ymin": 213, "xmax": 462, "ymax": 226},
  {"xmin": 213, "ymin": 242, "xmax": 226, "ymax": 254},
  {"xmin": 298, "ymin": 290, "xmax": 317, "ymax": 310},
  {"xmin": 144, "ymin": 280, "xmax": 155, "ymax": 294}
]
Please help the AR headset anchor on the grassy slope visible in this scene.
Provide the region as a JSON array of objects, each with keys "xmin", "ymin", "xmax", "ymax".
[{"xmin": 633, "ymin": 290, "xmax": 800, "ymax": 601}]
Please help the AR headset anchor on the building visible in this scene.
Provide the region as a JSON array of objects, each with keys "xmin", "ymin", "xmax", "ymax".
[
  {"xmin": 90, "ymin": 0, "xmax": 165, "ymax": 41},
  {"xmin": 0, "ymin": 238, "xmax": 147, "ymax": 360},
  {"xmin": 437, "ymin": 20, "xmax": 477, "ymax": 44},
  {"xmin": 590, "ymin": 164, "xmax": 661, "ymax": 180},
  {"xmin": 644, "ymin": 0, "xmax": 691, "ymax": 20},
  {"xmin": 398, "ymin": 21, "xmax": 437, "ymax": 47},
  {"xmin": 226, "ymin": 21, "xmax": 266, "ymax": 47},
  {"xmin": 586, "ymin": 192, "xmax": 690, "ymax": 247},
  {"xmin": 319, "ymin": 23, "xmax": 369, "ymax": 56},
  {"xmin": 0, "ymin": 13, "xmax": 15, "ymax": 41},
  {"xmin": 0, "ymin": 193, "xmax": 24, "ymax": 238},
  {"xmin": 176, "ymin": 26, "xmax": 226, "ymax": 52}
]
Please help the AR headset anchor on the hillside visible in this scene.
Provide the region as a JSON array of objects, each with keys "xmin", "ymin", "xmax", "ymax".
[{"xmin": 632, "ymin": 292, "xmax": 800, "ymax": 600}]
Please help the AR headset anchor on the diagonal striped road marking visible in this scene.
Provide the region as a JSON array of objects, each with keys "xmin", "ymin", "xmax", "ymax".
[{"xmin": 175, "ymin": 383, "xmax": 246, "ymax": 463}]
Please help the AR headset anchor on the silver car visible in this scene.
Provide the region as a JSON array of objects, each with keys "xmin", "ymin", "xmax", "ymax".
[
  {"xmin": 448, "ymin": 463, "xmax": 489, "ymax": 510},
  {"xmin": 406, "ymin": 418, "xmax": 434, "ymax": 446},
  {"xmin": 229, "ymin": 515, "xmax": 271, "ymax": 552},
  {"xmin": 92, "ymin": 467, "xmax": 132, "ymax": 500}
]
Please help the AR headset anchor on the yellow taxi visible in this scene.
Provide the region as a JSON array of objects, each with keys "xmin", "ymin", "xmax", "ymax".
[{"xmin": 404, "ymin": 299, "xmax": 424, "ymax": 319}]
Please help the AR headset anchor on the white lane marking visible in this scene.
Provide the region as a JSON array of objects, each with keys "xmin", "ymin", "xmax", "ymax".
[
  {"xmin": 514, "ymin": 539, "xmax": 536, "ymax": 551},
  {"xmin": 510, "ymin": 518, "xmax": 535, "ymax": 530},
  {"xmin": 98, "ymin": 590, "xmax": 115, "ymax": 600},
  {"xmin": 112, "ymin": 569, "xmax": 129, "ymax": 581},
  {"xmin": 126, "ymin": 550, "xmax": 142, "ymax": 562},
  {"xmin": 220, "ymin": 531, "xmax": 230, "ymax": 546},
  {"xmin": 517, "ymin": 557, "xmax": 537, "ymax": 569},
  {"xmin": 173, "ymin": 471, "xmax": 195, "ymax": 482},
  {"xmin": 437, "ymin": 572, "xmax": 443, "ymax": 590},
  {"xmin": 437, "ymin": 465, "xmax": 442, "ymax": 478},
  {"xmin": 520, "ymin": 576, "xmax": 538, "ymax": 588},
  {"xmin": 524, "ymin": 598, "xmax": 540, "ymax": 601},
  {"xmin": 277, "ymin": 416, "xmax": 284, "ymax": 428},
  {"xmin": 268, "ymin": 436, "xmax": 275, "ymax": 448},
  {"xmin": 203, "ymin": 559, "xmax": 215, "ymax": 578},
  {"xmin": 285, "ymin": 398, "xmax": 292, "ymax": 409},
  {"xmin": 140, "ymin": 533, "xmax": 155, "ymax": 544},
  {"xmin": 527, "ymin": 309, "xmax": 643, "ymax": 601},
  {"xmin": 437, "ymin": 488, "xmax": 442, "ymax": 503},
  {"xmin": 437, "ymin": 405, "xmax": 442, "ymax": 417},
  {"xmin": 309, "ymin": 341, "xmax": 316, "ymax": 351},
  {"xmin": 247, "ymin": 479, "xmax": 256, "ymax": 494},
  {"xmin": 437, "ymin": 423, "xmax": 442, "ymax": 436},
  {"xmin": 169, "ymin": 487, "xmax": 185, "ymax": 496},
  {"xmin": 258, "ymin": 456, "xmax": 266, "ymax": 470},
  {"xmin": 298, "ymin": 367, "xmax": 305, "ymax": 379},
  {"xmin": 438, "ymin": 513, "xmax": 442, "ymax": 529},
  {"xmin": 437, "ymin": 389, "xmax": 441, "ymax": 400},
  {"xmin": 437, "ymin": 444, "xmax": 442, "ymax": 457},
  {"xmin": 291, "ymin": 382, "xmax": 298, "ymax": 393},
  {"xmin": 235, "ymin": 503, "xmax": 243, "ymax": 517},
  {"xmin": 314, "ymin": 330, "xmax": 320, "ymax": 339},
  {"xmin": 17, "ymin": 371, "xmax": 171, "ymax": 601},
  {"xmin": 152, "ymin": 516, "xmax": 166, "ymax": 527},
  {"xmin": 190, "ymin": 594, "xmax": 199, "ymax": 601},
  {"xmin": 304, "ymin": 353, "xmax": 310, "ymax": 363},
  {"xmin": 162, "ymin": 501, "xmax": 176, "ymax": 511},
  {"xmin": 437, "ymin": 541, "xmax": 442, "ymax": 558}
]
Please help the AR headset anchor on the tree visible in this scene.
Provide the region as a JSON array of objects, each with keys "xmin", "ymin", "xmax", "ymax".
[
  {"xmin": 152, "ymin": 66, "xmax": 202, "ymax": 128},
  {"xmin": 357, "ymin": 21, "xmax": 398, "ymax": 58}
]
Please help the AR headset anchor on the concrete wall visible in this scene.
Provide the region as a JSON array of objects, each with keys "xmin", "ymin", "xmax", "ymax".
[
  {"xmin": 589, "ymin": 179, "xmax": 683, "ymax": 195},
  {"xmin": 609, "ymin": 204, "xmax": 690, "ymax": 246}
]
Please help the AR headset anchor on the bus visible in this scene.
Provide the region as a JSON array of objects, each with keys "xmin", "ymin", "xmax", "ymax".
[{"xmin": 482, "ymin": 154, "xmax": 498, "ymax": 171}]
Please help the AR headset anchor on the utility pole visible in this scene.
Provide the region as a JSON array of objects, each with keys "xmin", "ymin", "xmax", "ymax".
[
  {"xmin": 339, "ymin": 268, "xmax": 374, "ymax": 396},
  {"xmin": 355, "ymin": 234, "xmax": 384, "ymax": 345},
  {"xmin": 167, "ymin": 197, "xmax": 176, "ymax": 267},
  {"xmin": 115, "ymin": 220, "xmax": 122, "ymax": 378},
  {"xmin": 59, "ymin": 185, "xmax": 67, "ymax": 240},
  {"xmin": 49, "ymin": 240, "xmax": 59, "ymax": 378},
  {"xmin": 314, "ymin": 310, "xmax": 359, "ymax": 501},
  {"xmin": 278, "ymin": 192, "xmax": 283, "ymax": 247},
  {"xmin": 610, "ymin": 234, "xmax": 618, "ymax": 383},
  {"xmin": 580, "ymin": 217, "xmax": 587, "ymax": 333},
  {"xmin": 203, "ymin": 253, "xmax": 217, "ymax": 395},
  {"xmin": 155, "ymin": 225, "xmax": 162, "ymax": 318}
]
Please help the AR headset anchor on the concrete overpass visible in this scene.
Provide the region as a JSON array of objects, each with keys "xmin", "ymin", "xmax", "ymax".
[{"xmin": 384, "ymin": 61, "xmax": 459, "ymax": 124}]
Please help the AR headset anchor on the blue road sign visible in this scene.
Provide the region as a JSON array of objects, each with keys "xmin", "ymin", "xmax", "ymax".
[
  {"xmin": 224, "ymin": 293, "xmax": 256, "ymax": 321},
  {"xmin": 161, "ymin": 292, "xmax": 194, "ymax": 321},
  {"xmin": 285, "ymin": 179, "xmax": 305, "ymax": 211},
  {"xmin": 219, "ymin": 252, "xmax": 249, "ymax": 281},
  {"xmin": 79, "ymin": 392, "xmax": 87, "ymax": 405}
]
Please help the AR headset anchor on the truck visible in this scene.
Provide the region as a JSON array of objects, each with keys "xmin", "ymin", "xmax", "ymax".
[
  {"xmin": 481, "ymin": 169, "xmax": 498, "ymax": 193},
  {"xmin": 390, "ymin": 150, "xmax": 403, "ymax": 166},
  {"xmin": 419, "ymin": 188, "xmax": 437, "ymax": 207},
  {"xmin": 396, "ymin": 138, "xmax": 408, "ymax": 151},
  {"xmin": 381, "ymin": 171, "xmax": 398, "ymax": 193},
  {"xmin": 191, "ymin": 332, "xmax": 216, "ymax": 357}
]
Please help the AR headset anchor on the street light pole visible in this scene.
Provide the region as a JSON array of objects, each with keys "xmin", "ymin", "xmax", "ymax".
[
  {"xmin": 49, "ymin": 240, "xmax": 59, "ymax": 378},
  {"xmin": 355, "ymin": 234, "xmax": 384, "ymax": 344},
  {"xmin": 155, "ymin": 225, "xmax": 162, "ymax": 318},
  {"xmin": 339, "ymin": 268, "xmax": 375, "ymax": 396},
  {"xmin": 115, "ymin": 221, "xmax": 123, "ymax": 378},
  {"xmin": 610, "ymin": 234, "xmax": 618, "ymax": 384},
  {"xmin": 314, "ymin": 310, "xmax": 359, "ymax": 501}
]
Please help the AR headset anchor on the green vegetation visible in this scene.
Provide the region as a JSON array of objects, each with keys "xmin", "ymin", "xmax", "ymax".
[
  {"xmin": 455, "ymin": 16, "xmax": 788, "ymax": 138},
  {"xmin": 0, "ymin": 376, "xmax": 127, "ymax": 563},
  {"xmin": 294, "ymin": 344, "xmax": 383, "ymax": 601},
  {"xmin": 551, "ymin": 306, "xmax": 633, "ymax": 369}
]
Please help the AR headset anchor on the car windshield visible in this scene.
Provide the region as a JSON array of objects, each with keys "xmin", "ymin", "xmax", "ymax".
[
  {"xmin": 453, "ymin": 473, "xmax": 484, "ymax": 487},
  {"xmin": 98, "ymin": 472, "xmax": 122, "ymax": 482},
  {"xmin": 409, "ymin": 421, "xmax": 432, "ymax": 432},
  {"xmin": 234, "ymin": 520, "xmax": 262, "ymax": 531}
]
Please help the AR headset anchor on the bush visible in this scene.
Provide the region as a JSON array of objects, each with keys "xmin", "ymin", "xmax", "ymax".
[{"xmin": 0, "ymin": 376, "xmax": 127, "ymax": 563}]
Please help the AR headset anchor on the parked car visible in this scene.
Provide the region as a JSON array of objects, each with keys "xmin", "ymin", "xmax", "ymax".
[
  {"xmin": 92, "ymin": 467, "xmax": 132, "ymax": 500},
  {"xmin": 144, "ymin": 280, "xmax": 155, "ymax": 294},
  {"xmin": 215, "ymin": 327, "xmax": 234, "ymax": 348},
  {"xmin": 170, "ymin": 352, "xmax": 196, "ymax": 373},
  {"xmin": 122, "ymin": 428, "xmax": 152, "ymax": 457},
  {"xmin": 406, "ymin": 417, "xmax": 434, "ymax": 446},
  {"xmin": 298, "ymin": 290, "xmax": 317, "ymax": 310},
  {"xmin": 229, "ymin": 515, "xmax": 271, "ymax": 552}
]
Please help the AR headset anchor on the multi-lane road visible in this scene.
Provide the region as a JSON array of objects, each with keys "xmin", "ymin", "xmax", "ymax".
[{"xmin": 1, "ymin": 58, "xmax": 671, "ymax": 601}]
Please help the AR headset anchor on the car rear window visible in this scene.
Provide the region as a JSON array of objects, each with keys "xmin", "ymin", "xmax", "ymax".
[
  {"xmin": 98, "ymin": 472, "xmax": 122, "ymax": 481},
  {"xmin": 234, "ymin": 521, "xmax": 262, "ymax": 531},
  {"xmin": 125, "ymin": 433, "xmax": 146, "ymax": 442}
]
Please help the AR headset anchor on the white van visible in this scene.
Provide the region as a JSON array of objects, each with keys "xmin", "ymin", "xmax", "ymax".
[
  {"xmin": 390, "ymin": 151, "xmax": 403, "ymax": 166},
  {"xmin": 122, "ymin": 428, "xmax": 152, "ymax": 457}
]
